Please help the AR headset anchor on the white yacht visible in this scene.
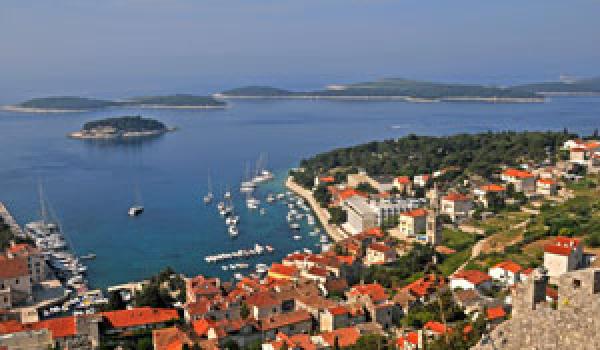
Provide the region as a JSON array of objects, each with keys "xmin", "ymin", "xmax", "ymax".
[
  {"xmin": 128, "ymin": 206, "xmax": 144, "ymax": 217},
  {"xmin": 246, "ymin": 197, "xmax": 260, "ymax": 209},
  {"xmin": 293, "ymin": 235, "xmax": 302, "ymax": 240},
  {"xmin": 228, "ymin": 225, "xmax": 239, "ymax": 237},
  {"xmin": 290, "ymin": 222, "xmax": 300, "ymax": 230},
  {"xmin": 266, "ymin": 194, "xmax": 275, "ymax": 203}
]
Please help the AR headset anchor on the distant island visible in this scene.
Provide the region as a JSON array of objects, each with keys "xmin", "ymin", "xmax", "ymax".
[
  {"xmin": 215, "ymin": 78, "xmax": 545, "ymax": 103},
  {"xmin": 68, "ymin": 116, "xmax": 175, "ymax": 139},
  {"xmin": 5, "ymin": 94, "xmax": 226, "ymax": 113},
  {"xmin": 513, "ymin": 76, "xmax": 600, "ymax": 95}
]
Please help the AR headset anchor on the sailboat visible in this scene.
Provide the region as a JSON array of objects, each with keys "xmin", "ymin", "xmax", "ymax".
[
  {"xmin": 128, "ymin": 183, "xmax": 144, "ymax": 217},
  {"xmin": 224, "ymin": 184, "xmax": 232, "ymax": 200},
  {"xmin": 203, "ymin": 171, "xmax": 214, "ymax": 204}
]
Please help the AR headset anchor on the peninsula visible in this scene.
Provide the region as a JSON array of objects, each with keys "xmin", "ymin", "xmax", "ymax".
[
  {"xmin": 216, "ymin": 78, "xmax": 545, "ymax": 102},
  {"xmin": 513, "ymin": 76, "xmax": 600, "ymax": 95},
  {"xmin": 5, "ymin": 94, "xmax": 226, "ymax": 112},
  {"xmin": 68, "ymin": 116, "xmax": 174, "ymax": 139}
]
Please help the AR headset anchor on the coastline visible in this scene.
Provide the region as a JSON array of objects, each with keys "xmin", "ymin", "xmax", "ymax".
[
  {"xmin": 2, "ymin": 104, "xmax": 226, "ymax": 114},
  {"xmin": 68, "ymin": 128, "xmax": 175, "ymax": 139},
  {"xmin": 285, "ymin": 176, "xmax": 347, "ymax": 243},
  {"xmin": 213, "ymin": 94, "xmax": 546, "ymax": 103},
  {"xmin": 1, "ymin": 105, "xmax": 88, "ymax": 113}
]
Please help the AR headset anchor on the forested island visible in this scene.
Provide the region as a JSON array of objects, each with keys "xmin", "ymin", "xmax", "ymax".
[
  {"xmin": 6, "ymin": 94, "xmax": 226, "ymax": 112},
  {"xmin": 216, "ymin": 78, "xmax": 544, "ymax": 102},
  {"xmin": 69, "ymin": 116, "xmax": 174, "ymax": 139},
  {"xmin": 291, "ymin": 131, "xmax": 574, "ymax": 188},
  {"xmin": 513, "ymin": 76, "xmax": 600, "ymax": 95}
]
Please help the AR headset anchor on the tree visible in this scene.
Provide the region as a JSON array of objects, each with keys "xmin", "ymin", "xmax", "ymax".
[
  {"xmin": 136, "ymin": 337, "xmax": 152, "ymax": 350},
  {"xmin": 240, "ymin": 302, "xmax": 250, "ymax": 319},
  {"xmin": 222, "ymin": 339, "xmax": 239, "ymax": 350},
  {"xmin": 328, "ymin": 207, "xmax": 347, "ymax": 225}
]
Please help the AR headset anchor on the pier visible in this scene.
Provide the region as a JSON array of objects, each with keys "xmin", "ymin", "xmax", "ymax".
[
  {"xmin": 285, "ymin": 177, "xmax": 347, "ymax": 242},
  {"xmin": 0, "ymin": 201, "xmax": 24, "ymax": 237}
]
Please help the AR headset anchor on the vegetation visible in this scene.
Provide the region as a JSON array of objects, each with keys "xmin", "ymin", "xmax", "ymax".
[
  {"xmin": 19, "ymin": 96, "xmax": 120, "ymax": 110},
  {"xmin": 513, "ymin": 76, "xmax": 600, "ymax": 94},
  {"xmin": 128, "ymin": 94, "xmax": 225, "ymax": 107},
  {"xmin": 82, "ymin": 116, "xmax": 167, "ymax": 133},
  {"xmin": 293, "ymin": 131, "xmax": 572, "ymax": 188},
  {"xmin": 328, "ymin": 207, "xmax": 347, "ymax": 225},
  {"xmin": 134, "ymin": 267, "xmax": 186, "ymax": 308},
  {"xmin": 16, "ymin": 94, "xmax": 226, "ymax": 110},
  {"xmin": 221, "ymin": 78, "xmax": 542, "ymax": 99},
  {"xmin": 400, "ymin": 290, "xmax": 465, "ymax": 328}
]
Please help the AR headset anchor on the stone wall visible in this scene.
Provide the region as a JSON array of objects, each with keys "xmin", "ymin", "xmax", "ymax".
[{"xmin": 473, "ymin": 268, "xmax": 600, "ymax": 350}]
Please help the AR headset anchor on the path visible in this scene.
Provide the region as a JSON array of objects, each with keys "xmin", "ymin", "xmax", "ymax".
[{"xmin": 285, "ymin": 177, "xmax": 347, "ymax": 242}]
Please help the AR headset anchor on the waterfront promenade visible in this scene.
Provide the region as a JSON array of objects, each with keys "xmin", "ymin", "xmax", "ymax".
[
  {"xmin": 285, "ymin": 177, "xmax": 347, "ymax": 242},
  {"xmin": 0, "ymin": 201, "xmax": 24, "ymax": 237}
]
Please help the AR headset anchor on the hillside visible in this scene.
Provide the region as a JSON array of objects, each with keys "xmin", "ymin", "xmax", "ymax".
[
  {"xmin": 219, "ymin": 78, "xmax": 542, "ymax": 101},
  {"xmin": 126, "ymin": 94, "xmax": 226, "ymax": 107},
  {"xmin": 18, "ymin": 96, "xmax": 121, "ymax": 110},
  {"xmin": 513, "ymin": 76, "xmax": 600, "ymax": 94}
]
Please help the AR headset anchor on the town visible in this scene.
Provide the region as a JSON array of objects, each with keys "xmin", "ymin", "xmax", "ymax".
[{"xmin": 1, "ymin": 133, "xmax": 600, "ymax": 350}]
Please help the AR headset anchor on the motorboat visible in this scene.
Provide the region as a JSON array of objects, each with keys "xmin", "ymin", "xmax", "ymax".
[{"xmin": 128, "ymin": 206, "xmax": 144, "ymax": 217}]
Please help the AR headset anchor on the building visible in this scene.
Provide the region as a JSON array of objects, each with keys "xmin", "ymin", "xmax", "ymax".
[
  {"xmin": 501, "ymin": 169, "xmax": 536, "ymax": 193},
  {"xmin": 413, "ymin": 175, "xmax": 431, "ymax": 188},
  {"xmin": 0, "ymin": 255, "xmax": 32, "ymax": 307},
  {"xmin": 343, "ymin": 196, "xmax": 423, "ymax": 234},
  {"xmin": 473, "ymin": 184, "xmax": 506, "ymax": 208},
  {"xmin": 543, "ymin": 237, "xmax": 584, "ymax": 277},
  {"xmin": 440, "ymin": 193, "xmax": 472, "ymax": 222},
  {"xmin": 365, "ymin": 243, "xmax": 397, "ymax": 266},
  {"xmin": 5, "ymin": 243, "xmax": 46, "ymax": 284},
  {"xmin": 101, "ymin": 307, "xmax": 179, "ymax": 335},
  {"xmin": 536, "ymin": 178, "xmax": 558, "ymax": 196},
  {"xmin": 488, "ymin": 261, "xmax": 523, "ymax": 286},
  {"xmin": 393, "ymin": 176, "xmax": 412, "ymax": 193},
  {"xmin": 396, "ymin": 209, "xmax": 427, "ymax": 238},
  {"xmin": 449, "ymin": 270, "xmax": 492, "ymax": 290}
]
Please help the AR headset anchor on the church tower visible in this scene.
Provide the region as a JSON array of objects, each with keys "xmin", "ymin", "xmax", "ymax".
[{"xmin": 426, "ymin": 209, "xmax": 441, "ymax": 245}]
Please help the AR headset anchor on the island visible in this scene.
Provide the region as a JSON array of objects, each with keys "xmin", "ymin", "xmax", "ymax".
[
  {"xmin": 68, "ymin": 116, "xmax": 175, "ymax": 139},
  {"xmin": 513, "ymin": 76, "xmax": 600, "ymax": 95},
  {"xmin": 5, "ymin": 94, "xmax": 226, "ymax": 112},
  {"xmin": 216, "ymin": 78, "xmax": 545, "ymax": 102}
]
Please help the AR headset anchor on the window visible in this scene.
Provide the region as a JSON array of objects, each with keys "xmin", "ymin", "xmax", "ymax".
[{"xmin": 573, "ymin": 279, "xmax": 581, "ymax": 288}]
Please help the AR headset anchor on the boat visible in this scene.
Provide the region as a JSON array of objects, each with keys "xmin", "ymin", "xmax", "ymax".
[
  {"xmin": 303, "ymin": 248, "xmax": 312, "ymax": 254},
  {"xmin": 228, "ymin": 225, "xmax": 239, "ymax": 237},
  {"xmin": 320, "ymin": 235, "xmax": 329, "ymax": 243},
  {"xmin": 276, "ymin": 193, "xmax": 285, "ymax": 200},
  {"xmin": 265, "ymin": 245, "xmax": 274, "ymax": 253},
  {"xmin": 289, "ymin": 223, "xmax": 300, "ymax": 230},
  {"xmin": 293, "ymin": 235, "xmax": 302, "ymax": 240},
  {"xmin": 259, "ymin": 208, "xmax": 266, "ymax": 215},
  {"xmin": 129, "ymin": 184, "xmax": 144, "ymax": 216},
  {"xmin": 234, "ymin": 273, "xmax": 243, "ymax": 280},
  {"xmin": 80, "ymin": 253, "xmax": 96, "ymax": 260},
  {"xmin": 226, "ymin": 216, "xmax": 239, "ymax": 225},
  {"xmin": 256, "ymin": 263, "xmax": 268, "ymax": 274},
  {"xmin": 246, "ymin": 197, "xmax": 260, "ymax": 209},
  {"xmin": 266, "ymin": 194, "xmax": 275, "ymax": 203},
  {"xmin": 204, "ymin": 171, "xmax": 214, "ymax": 204}
]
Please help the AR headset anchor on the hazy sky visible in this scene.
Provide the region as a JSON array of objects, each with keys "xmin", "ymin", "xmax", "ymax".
[{"xmin": 1, "ymin": 0, "xmax": 599, "ymax": 102}]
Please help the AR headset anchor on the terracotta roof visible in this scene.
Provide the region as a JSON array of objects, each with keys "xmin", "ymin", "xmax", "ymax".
[
  {"xmin": 185, "ymin": 298, "xmax": 211, "ymax": 316},
  {"xmin": 486, "ymin": 306, "xmax": 506, "ymax": 320},
  {"xmin": 452, "ymin": 270, "xmax": 491, "ymax": 286},
  {"xmin": 424, "ymin": 321, "xmax": 450, "ymax": 335},
  {"xmin": 153, "ymin": 327, "xmax": 193, "ymax": 350},
  {"xmin": 320, "ymin": 327, "xmax": 361, "ymax": 347},
  {"xmin": 306, "ymin": 266, "xmax": 328, "ymax": 278},
  {"xmin": 337, "ymin": 188, "xmax": 368, "ymax": 201},
  {"xmin": 368, "ymin": 243, "xmax": 393, "ymax": 253},
  {"xmin": 435, "ymin": 245, "xmax": 456, "ymax": 255},
  {"xmin": 0, "ymin": 320, "xmax": 25, "ymax": 335},
  {"xmin": 270, "ymin": 333, "xmax": 316, "ymax": 350},
  {"xmin": 0, "ymin": 317, "xmax": 77, "ymax": 339},
  {"xmin": 503, "ymin": 168, "xmax": 534, "ymax": 179},
  {"xmin": 546, "ymin": 286, "xmax": 559, "ymax": 301},
  {"xmin": 443, "ymin": 192, "xmax": 470, "ymax": 201},
  {"xmin": 544, "ymin": 244, "xmax": 573, "ymax": 256},
  {"xmin": 0, "ymin": 256, "xmax": 28, "ymax": 279},
  {"xmin": 259, "ymin": 310, "xmax": 311, "ymax": 331},
  {"xmin": 522, "ymin": 268, "xmax": 534, "ymax": 276},
  {"xmin": 328, "ymin": 306, "xmax": 350, "ymax": 316},
  {"xmin": 268, "ymin": 263, "xmax": 298, "ymax": 278},
  {"xmin": 492, "ymin": 261, "xmax": 523, "ymax": 274},
  {"xmin": 245, "ymin": 292, "xmax": 279, "ymax": 308},
  {"xmin": 480, "ymin": 184, "xmax": 506, "ymax": 192},
  {"xmin": 400, "ymin": 208, "xmax": 427, "ymax": 218},
  {"xmin": 402, "ymin": 274, "xmax": 445, "ymax": 298},
  {"xmin": 363, "ymin": 227, "xmax": 384, "ymax": 238},
  {"xmin": 6, "ymin": 243, "xmax": 39, "ymax": 256},
  {"xmin": 397, "ymin": 332, "xmax": 419, "ymax": 347},
  {"xmin": 395, "ymin": 176, "xmax": 411, "ymax": 184},
  {"xmin": 553, "ymin": 236, "xmax": 581, "ymax": 247},
  {"xmin": 102, "ymin": 307, "xmax": 179, "ymax": 329},
  {"xmin": 348, "ymin": 283, "xmax": 388, "ymax": 302},
  {"xmin": 319, "ymin": 176, "xmax": 335, "ymax": 183},
  {"xmin": 192, "ymin": 319, "xmax": 212, "ymax": 337}
]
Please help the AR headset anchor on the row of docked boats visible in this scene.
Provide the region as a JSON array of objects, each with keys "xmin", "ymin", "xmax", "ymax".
[{"xmin": 204, "ymin": 243, "xmax": 274, "ymax": 263}]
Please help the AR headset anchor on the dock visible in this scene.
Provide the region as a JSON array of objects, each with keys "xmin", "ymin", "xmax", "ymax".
[
  {"xmin": 0, "ymin": 201, "xmax": 24, "ymax": 237},
  {"xmin": 285, "ymin": 177, "xmax": 348, "ymax": 242}
]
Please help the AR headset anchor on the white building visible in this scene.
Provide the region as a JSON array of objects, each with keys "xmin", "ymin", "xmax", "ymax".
[
  {"xmin": 449, "ymin": 270, "xmax": 492, "ymax": 290},
  {"xmin": 488, "ymin": 261, "xmax": 523, "ymax": 286},
  {"xmin": 543, "ymin": 237, "xmax": 583, "ymax": 278}
]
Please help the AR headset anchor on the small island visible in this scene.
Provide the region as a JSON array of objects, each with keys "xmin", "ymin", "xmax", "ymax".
[
  {"xmin": 68, "ymin": 116, "xmax": 175, "ymax": 139},
  {"xmin": 6, "ymin": 94, "xmax": 226, "ymax": 113}
]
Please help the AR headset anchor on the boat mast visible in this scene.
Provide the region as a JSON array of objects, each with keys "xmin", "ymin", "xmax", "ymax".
[{"xmin": 38, "ymin": 181, "xmax": 48, "ymax": 224}]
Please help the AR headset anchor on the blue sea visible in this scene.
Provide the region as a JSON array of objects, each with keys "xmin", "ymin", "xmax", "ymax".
[{"xmin": 1, "ymin": 97, "xmax": 599, "ymax": 288}]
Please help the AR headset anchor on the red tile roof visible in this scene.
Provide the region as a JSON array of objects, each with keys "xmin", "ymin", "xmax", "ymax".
[
  {"xmin": 259, "ymin": 310, "xmax": 311, "ymax": 331},
  {"xmin": 452, "ymin": 270, "xmax": 491, "ymax": 286},
  {"xmin": 443, "ymin": 193, "xmax": 470, "ymax": 201},
  {"xmin": 397, "ymin": 332, "xmax": 420, "ymax": 347},
  {"xmin": 368, "ymin": 243, "xmax": 393, "ymax": 253},
  {"xmin": 268, "ymin": 263, "xmax": 298, "ymax": 278},
  {"xmin": 480, "ymin": 184, "xmax": 506, "ymax": 192},
  {"xmin": 0, "ymin": 317, "xmax": 77, "ymax": 339},
  {"xmin": 544, "ymin": 244, "xmax": 574, "ymax": 256},
  {"xmin": 319, "ymin": 176, "xmax": 335, "ymax": 183},
  {"xmin": 328, "ymin": 306, "xmax": 350, "ymax": 316},
  {"xmin": 363, "ymin": 227, "xmax": 384, "ymax": 238},
  {"xmin": 348, "ymin": 283, "xmax": 388, "ymax": 302},
  {"xmin": 400, "ymin": 208, "xmax": 427, "ymax": 217},
  {"xmin": 395, "ymin": 176, "xmax": 411, "ymax": 184},
  {"xmin": 492, "ymin": 261, "xmax": 523, "ymax": 274},
  {"xmin": 320, "ymin": 327, "xmax": 360, "ymax": 347},
  {"xmin": 546, "ymin": 286, "xmax": 559, "ymax": 301},
  {"xmin": 0, "ymin": 256, "xmax": 28, "ymax": 279},
  {"xmin": 486, "ymin": 306, "xmax": 506, "ymax": 320},
  {"xmin": 503, "ymin": 168, "xmax": 534, "ymax": 179},
  {"xmin": 307, "ymin": 266, "xmax": 328, "ymax": 278},
  {"xmin": 0, "ymin": 320, "xmax": 25, "ymax": 335},
  {"xmin": 402, "ymin": 274, "xmax": 445, "ymax": 298},
  {"xmin": 424, "ymin": 321, "xmax": 450, "ymax": 335},
  {"xmin": 337, "ymin": 188, "xmax": 368, "ymax": 201},
  {"xmin": 553, "ymin": 236, "xmax": 581, "ymax": 247},
  {"xmin": 537, "ymin": 178, "xmax": 556, "ymax": 185},
  {"xmin": 245, "ymin": 292, "xmax": 279, "ymax": 308},
  {"xmin": 102, "ymin": 307, "xmax": 179, "ymax": 329}
]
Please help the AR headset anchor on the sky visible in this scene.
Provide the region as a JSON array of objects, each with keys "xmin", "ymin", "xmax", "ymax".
[{"xmin": 1, "ymin": 0, "xmax": 599, "ymax": 103}]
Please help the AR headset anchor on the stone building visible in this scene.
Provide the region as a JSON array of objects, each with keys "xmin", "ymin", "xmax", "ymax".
[{"xmin": 473, "ymin": 268, "xmax": 600, "ymax": 350}]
